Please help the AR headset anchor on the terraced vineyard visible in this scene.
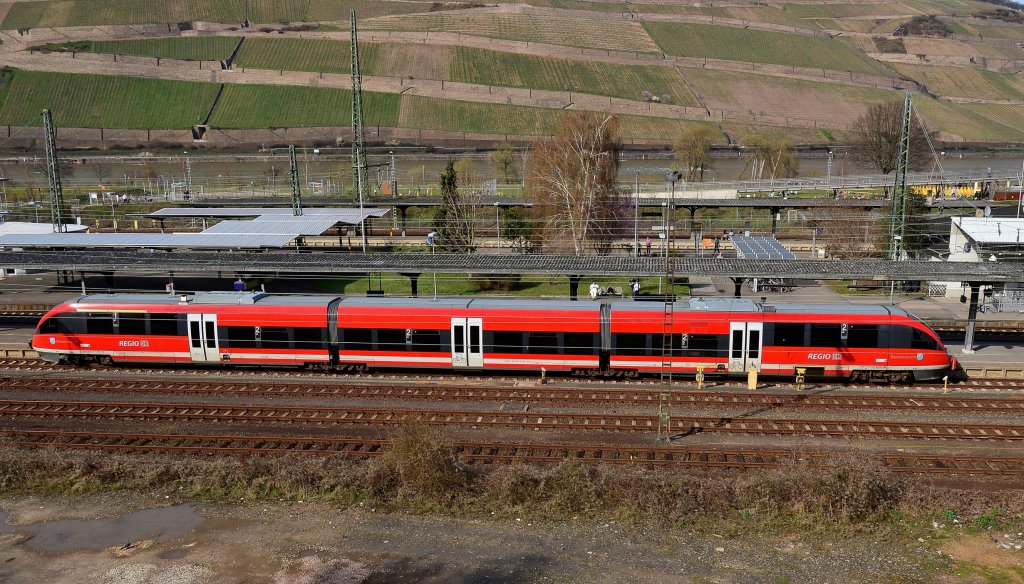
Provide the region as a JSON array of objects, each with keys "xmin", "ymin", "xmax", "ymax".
[
  {"xmin": 0, "ymin": 70, "xmax": 217, "ymax": 128},
  {"xmin": 644, "ymin": 22, "xmax": 895, "ymax": 77},
  {"xmin": 396, "ymin": 94, "xmax": 560, "ymax": 137},
  {"xmin": 362, "ymin": 12, "xmax": 660, "ymax": 53},
  {"xmin": 235, "ymin": 37, "xmax": 358, "ymax": 75},
  {"xmin": 88, "ymin": 36, "xmax": 240, "ymax": 61},
  {"xmin": 0, "ymin": 0, "xmax": 1019, "ymax": 146},
  {"xmin": 890, "ymin": 63, "xmax": 1024, "ymax": 101},
  {"xmin": 448, "ymin": 46, "xmax": 700, "ymax": 106},
  {"xmin": 0, "ymin": 0, "xmax": 423, "ymax": 29},
  {"xmin": 211, "ymin": 84, "xmax": 400, "ymax": 128}
]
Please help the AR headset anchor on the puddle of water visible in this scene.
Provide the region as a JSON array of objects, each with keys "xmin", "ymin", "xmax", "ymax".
[{"xmin": 0, "ymin": 503, "xmax": 204, "ymax": 554}]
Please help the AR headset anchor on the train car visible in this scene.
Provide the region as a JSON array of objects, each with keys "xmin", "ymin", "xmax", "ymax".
[{"xmin": 31, "ymin": 292, "xmax": 956, "ymax": 381}]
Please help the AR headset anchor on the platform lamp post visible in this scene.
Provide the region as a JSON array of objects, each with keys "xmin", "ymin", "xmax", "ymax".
[
  {"xmin": 634, "ymin": 170, "xmax": 640, "ymax": 257},
  {"xmin": 494, "ymin": 202, "xmax": 501, "ymax": 249},
  {"xmin": 427, "ymin": 231, "xmax": 438, "ymax": 299},
  {"xmin": 1017, "ymin": 158, "xmax": 1023, "ymax": 219}
]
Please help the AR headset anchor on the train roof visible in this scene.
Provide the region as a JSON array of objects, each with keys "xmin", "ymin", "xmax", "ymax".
[
  {"xmin": 59, "ymin": 293, "xmax": 914, "ymax": 319},
  {"xmin": 67, "ymin": 292, "xmax": 338, "ymax": 307},
  {"xmin": 337, "ymin": 296, "xmax": 600, "ymax": 311}
]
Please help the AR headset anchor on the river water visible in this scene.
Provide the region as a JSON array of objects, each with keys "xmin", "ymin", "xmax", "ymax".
[{"xmin": 0, "ymin": 149, "xmax": 1019, "ymax": 199}]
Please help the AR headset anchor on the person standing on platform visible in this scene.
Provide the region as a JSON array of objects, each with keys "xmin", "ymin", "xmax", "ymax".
[
  {"xmin": 589, "ymin": 282, "xmax": 600, "ymax": 300},
  {"xmin": 645, "ymin": 236, "xmax": 652, "ymax": 256}
]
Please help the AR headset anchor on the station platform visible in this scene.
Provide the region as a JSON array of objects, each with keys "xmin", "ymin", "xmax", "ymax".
[{"xmin": 0, "ymin": 272, "xmax": 1019, "ymax": 377}]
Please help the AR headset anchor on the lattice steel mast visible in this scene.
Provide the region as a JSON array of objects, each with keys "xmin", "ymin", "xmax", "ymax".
[
  {"xmin": 289, "ymin": 145, "xmax": 303, "ymax": 216},
  {"xmin": 350, "ymin": 9, "xmax": 368, "ymax": 252},
  {"xmin": 42, "ymin": 109, "xmax": 67, "ymax": 233},
  {"xmin": 657, "ymin": 170, "xmax": 683, "ymax": 442},
  {"xmin": 888, "ymin": 92, "xmax": 913, "ymax": 261}
]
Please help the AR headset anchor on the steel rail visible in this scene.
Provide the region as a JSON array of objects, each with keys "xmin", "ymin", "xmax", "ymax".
[
  {"xmin": 2, "ymin": 399, "xmax": 1022, "ymax": 440},
  {"xmin": 5, "ymin": 376, "xmax": 1024, "ymax": 412},
  {"xmin": 3, "ymin": 429, "xmax": 1023, "ymax": 475}
]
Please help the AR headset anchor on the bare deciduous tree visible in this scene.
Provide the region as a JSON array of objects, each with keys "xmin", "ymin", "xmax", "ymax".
[
  {"xmin": 849, "ymin": 100, "xmax": 930, "ymax": 174},
  {"xmin": 806, "ymin": 202, "xmax": 879, "ymax": 259},
  {"xmin": 673, "ymin": 125, "xmax": 717, "ymax": 182},
  {"xmin": 488, "ymin": 142, "xmax": 519, "ymax": 184},
  {"xmin": 526, "ymin": 112, "xmax": 622, "ymax": 256},
  {"xmin": 738, "ymin": 133, "xmax": 799, "ymax": 180},
  {"xmin": 432, "ymin": 160, "xmax": 476, "ymax": 253}
]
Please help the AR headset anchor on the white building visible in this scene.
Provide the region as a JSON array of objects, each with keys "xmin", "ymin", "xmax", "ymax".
[{"xmin": 937, "ymin": 216, "xmax": 1024, "ymax": 310}]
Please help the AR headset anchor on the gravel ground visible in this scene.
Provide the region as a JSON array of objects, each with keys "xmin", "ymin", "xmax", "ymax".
[{"xmin": 1, "ymin": 494, "xmax": 1021, "ymax": 583}]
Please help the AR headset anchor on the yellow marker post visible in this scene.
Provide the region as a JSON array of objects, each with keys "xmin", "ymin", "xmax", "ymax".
[
  {"xmin": 747, "ymin": 366, "xmax": 758, "ymax": 391},
  {"xmin": 942, "ymin": 375, "xmax": 949, "ymax": 394},
  {"xmin": 795, "ymin": 367, "xmax": 806, "ymax": 391},
  {"xmin": 695, "ymin": 365, "xmax": 705, "ymax": 390}
]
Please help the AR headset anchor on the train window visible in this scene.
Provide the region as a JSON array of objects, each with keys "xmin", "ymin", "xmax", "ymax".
[
  {"xmin": 293, "ymin": 327, "xmax": 324, "ymax": 350},
  {"xmin": 118, "ymin": 313, "xmax": 147, "ymax": 335},
  {"xmin": 261, "ymin": 327, "xmax": 289, "ymax": 349},
  {"xmin": 846, "ymin": 325, "xmax": 879, "ymax": 348},
  {"xmin": 85, "ymin": 313, "xmax": 115, "ymax": 335},
  {"xmin": 491, "ymin": 331, "xmax": 525, "ymax": 354},
  {"xmin": 377, "ymin": 329, "xmax": 407, "ymax": 352},
  {"xmin": 52, "ymin": 314, "xmax": 85, "ymax": 334},
  {"xmin": 810, "ymin": 323, "xmax": 842, "ymax": 347},
  {"xmin": 563, "ymin": 332, "xmax": 596, "ymax": 355},
  {"xmin": 453, "ymin": 325, "xmax": 465, "ymax": 353},
  {"xmin": 411, "ymin": 330, "xmax": 442, "ymax": 353},
  {"xmin": 527, "ymin": 332, "xmax": 558, "ymax": 354},
  {"xmin": 38, "ymin": 317, "xmax": 58, "ymax": 334},
  {"xmin": 342, "ymin": 328, "xmax": 372, "ymax": 351},
  {"xmin": 771, "ymin": 323, "xmax": 805, "ymax": 347},
  {"xmin": 748, "ymin": 330, "xmax": 760, "ymax": 359},
  {"xmin": 731, "ymin": 330, "xmax": 743, "ymax": 354},
  {"xmin": 688, "ymin": 334, "xmax": 721, "ymax": 358},
  {"xmin": 910, "ymin": 328, "xmax": 938, "ymax": 351},
  {"xmin": 614, "ymin": 333, "xmax": 648, "ymax": 356},
  {"xmin": 225, "ymin": 326, "xmax": 259, "ymax": 348},
  {"xmin": 189, "ymin": 321, "xmax": 201, "ymax": 349},
  {"xmin": 150, "ymin": 313, "xmax": 180, "ymax": 336}
]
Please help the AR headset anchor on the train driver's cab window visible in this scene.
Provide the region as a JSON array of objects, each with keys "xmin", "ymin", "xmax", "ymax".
[{"xmin": 910, "ymin": 328, "xmax": 938, "ymax": 351}]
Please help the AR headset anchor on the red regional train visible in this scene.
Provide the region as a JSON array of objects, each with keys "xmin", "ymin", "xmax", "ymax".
[{"xmin": 31, "ymin": 292, "xmax": 957, "ymax": 382}]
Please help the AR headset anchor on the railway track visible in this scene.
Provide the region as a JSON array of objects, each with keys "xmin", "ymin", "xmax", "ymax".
[
  {"xmin": 5, "ymin": 375, "xmax": 1024, "ymax": 413},
  {"xmin": 2, "ymin": 399, "xmax": 1022, "ymax": 440},
  {"xmin": 4, "ymin": 429, "xmax": 1022, "ymax": 476}
]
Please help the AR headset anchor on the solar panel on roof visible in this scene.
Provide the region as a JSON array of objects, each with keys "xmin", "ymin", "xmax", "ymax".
[
  {"xmin": 201, "ymin": 218, "xmax": 339, "ymax": 236},
  {"xmin": 729, "ymin": 235, "xmax": 795, "ymax": 260}
]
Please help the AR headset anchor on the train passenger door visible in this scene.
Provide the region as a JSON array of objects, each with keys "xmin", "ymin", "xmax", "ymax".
[
  {"xmin": 187, "ymin": 314, "xmax": 220, "ymax": 363},
  {"xmin": 450, "ymin": 317, "xmax": 483, "ymax": 368},
  {"xmin": 728, "ymin": 321, "xmax": 763, "ymax": 373}
]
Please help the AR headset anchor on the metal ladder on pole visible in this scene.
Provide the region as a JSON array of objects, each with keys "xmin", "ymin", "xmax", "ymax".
[{"xmin": 657, "ymin": 172, "xmax": 681, "ymax": 442}]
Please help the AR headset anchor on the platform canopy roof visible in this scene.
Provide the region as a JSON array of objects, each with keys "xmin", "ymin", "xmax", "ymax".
[
  {"xmin": 0, "ymin": 221, "xmax": 89, "ymax": 234},
  {"xmin": 146, "ymin": 207, "xmax": 389, "ymax": 224},
  {"xmin": 953, "ymin": 217, "xmax": 1024, "ymax": 245},
  {"xmin": 200, "ymin": 216, "xmax": 343, "ymax": 236},
  {"xmin": 0, "ymin": 233, "xmax": 296, "ymax": 249}
]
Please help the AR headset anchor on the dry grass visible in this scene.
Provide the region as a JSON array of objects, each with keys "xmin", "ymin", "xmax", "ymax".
[{"xmin": 3, "ymin": 434, "xmax": 1022, "ymax": 532}]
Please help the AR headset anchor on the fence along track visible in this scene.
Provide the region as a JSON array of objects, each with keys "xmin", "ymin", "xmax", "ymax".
[
  {"xmin": 3, "ymin": 429, "xmax": 1022, "ymax": 476},
  {"xmin": 2, "ymin": 399, "xmax": 1023, "ymax": 440}
]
